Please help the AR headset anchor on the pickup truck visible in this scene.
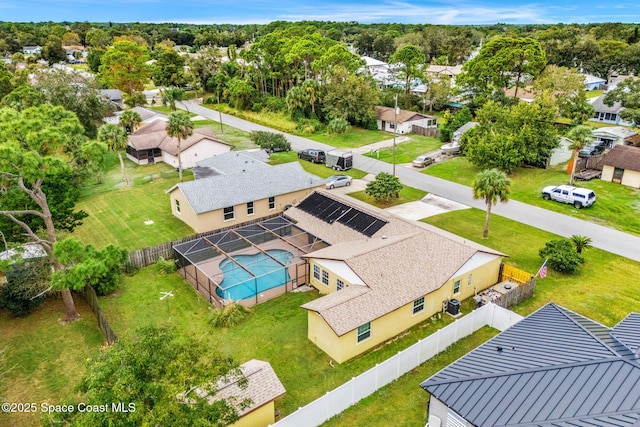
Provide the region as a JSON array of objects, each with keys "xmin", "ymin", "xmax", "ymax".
[{"xmin": 542, "ymin": 185, "xmax": 596, "ymax": 208}]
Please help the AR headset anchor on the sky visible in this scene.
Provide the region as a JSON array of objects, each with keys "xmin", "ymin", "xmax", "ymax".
[{"xmin": 2, "ymin": 0, "xmax": 640, "ymax": 25}]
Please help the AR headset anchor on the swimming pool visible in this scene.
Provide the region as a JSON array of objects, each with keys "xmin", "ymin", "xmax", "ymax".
[{"xmin": 216, "ymin": 249, "xmax": 294, "ymax": 301}]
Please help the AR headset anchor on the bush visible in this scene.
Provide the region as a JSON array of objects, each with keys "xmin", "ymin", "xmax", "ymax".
[
  {"xmin": 208, "ymin": 303, "xmax": 251, "ymax": 328},
  {"xmin": 250, "ymin": 131, "xmax": 291, "ymax": 152},
  {"xmin": 0, "ymin": 257, "xmax": 51, "ymax": 317},
  {"xmin": 295, "ymin": 118, "xmax": 323, "ymax": 134},
  {"xmin": 264, "ymin": 96, "xmax": 287, "ymax": 113},
  {"xmin": 539, "ymin": 239, "xmax": 584, "ymax": 274},
  {"xmin": 327, "ymin": 118, "xmax": 350, "ymax": 135},
  {"xmin": 156, "ymin": 258, "xmax": 177, "ymax": 275}
]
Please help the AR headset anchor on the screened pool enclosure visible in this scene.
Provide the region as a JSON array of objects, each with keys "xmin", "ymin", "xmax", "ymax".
[{"xmin": 173, "ymin": 216, "xmax": 328, "ymax": 308}]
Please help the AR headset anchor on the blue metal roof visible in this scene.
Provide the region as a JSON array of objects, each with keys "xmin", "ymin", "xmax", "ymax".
[{"xmin": 421, "ymin": 303, "xmax": 640, "ymax": 427}]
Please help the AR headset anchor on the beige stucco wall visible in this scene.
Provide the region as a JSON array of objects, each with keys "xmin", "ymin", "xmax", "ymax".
[
  {"xmin": 169, "ymin": 187, "xmax": 319, "ymax": 234},
  {"xmin": 601, "ymin": 165, "xmax": 640, "ymax": 188},
  {"xmin": 306, "ymin": 256, "xmax": 503, "ymax": 363},
  {"xmin": 229, "ymin": 401, "xmax": 276, "ymax": 427},
  {"xmin": 162, "ymin": 140, "xmax": 232, "ymax": 169}
]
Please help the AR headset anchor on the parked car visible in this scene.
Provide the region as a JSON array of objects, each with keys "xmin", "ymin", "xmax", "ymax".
[
  {"xmin": 298, "ymin": 149, "xmax": 326, "ymax": 163},
  {"xmin": 412, "ymin": 155, "xmax": 434, "ymax": 168},
  {"xmin": 578, "ymin": 141, "xmax": 606, "ymax": 158},
  {"xmin": 325, "ymin": 175, "xmax": 352, "ymax": 189},
  {"xmin": 542, "ymin": 185, "xmax": 596, "ymax": 208}
]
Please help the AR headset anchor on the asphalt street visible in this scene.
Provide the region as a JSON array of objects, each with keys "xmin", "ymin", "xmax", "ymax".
[{"xmin": 181, "ymin": 101, "xmax": 640, "ymax": 262}]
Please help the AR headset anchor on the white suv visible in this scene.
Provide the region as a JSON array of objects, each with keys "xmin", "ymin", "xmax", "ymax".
[{"xmin": 542, "ymin": 185, "xmax": 596, "ymax": 209}]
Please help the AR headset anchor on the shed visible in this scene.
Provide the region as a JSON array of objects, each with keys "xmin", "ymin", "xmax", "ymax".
[{"xmin": 601, "ymin": 144, "xmax": 640, "ymax": 188}]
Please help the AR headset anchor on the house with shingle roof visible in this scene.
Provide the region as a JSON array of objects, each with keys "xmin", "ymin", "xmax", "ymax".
[
  {"xmin": 601, "ymin": 144, "xmax": 640, "ymax": 188},
  {"xmin": 420, "ymin": 303, "xmax": 640, "ymax": 427},
  {"xmin": 167, "ymin": 162, "xmax": 325, "ymax": 233},
  {"xmin": 211, "ymin": 359, "xmax": 285, "ymax": 427},
  {"xmin": 376, "ymin": 106, "xmax": 437, "ymax": 134},
  {"xmin": 285, "ymin": 191, "xmax": 506, "ymax": 363},
  {"xmin": 591, "ymin": 125, "xmax": 638, "ymax": 149},
  {"xmin": 590, "ymin": 94, "xmax": 633, "ymax": 126},
  {"xmin": 126, "ymin": 119, "xmax": 232, "ymax": 169}
]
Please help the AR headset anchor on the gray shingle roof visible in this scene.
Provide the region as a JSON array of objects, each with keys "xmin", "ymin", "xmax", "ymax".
[
  {"xmin": 168, "ymin": 162, "xmax": 324, "ymax": 214},
  {"xmin": 193, "ymin": 150, "xmax": 270, "ymax": 178},
  {"xmin": 421, "ymin": 303, "xmax": 640, "ymax": 427},
  {"xmin": 592, "ymin": 94, "xmax": 624, "ymax": 114}
]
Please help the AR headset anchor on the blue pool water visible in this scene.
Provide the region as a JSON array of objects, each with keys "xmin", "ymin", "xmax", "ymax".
[{"xmin": 216, "ymin": 249, "xmax": 294, "ymax": 301}]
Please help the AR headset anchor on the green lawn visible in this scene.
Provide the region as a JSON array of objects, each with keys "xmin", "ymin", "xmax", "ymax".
[
  {"xmin": 423, "ymin": 209, "xmax": 640, "ymax": 326},
  {"xmin": 322, "ymin": 327, "xmax": 498, "ymax": 427},
  {"xmin": 99, "ymin": 263, "xmax": 477, "ymax": 417},
  {"xmin": 73, "ymin": 155, "xmax": 195, "ymax": 250},
  {"xmin": 192, "ymin": 120, "xmax": 258, "ymax": 151},
  {"xmin": 425, "ymin": 157, "xmax": 640, "ymax": 236},
  {"xmin": 585, "ymin": 89, "xmax": 604, "ymax": 99},
  {"xmin": 348, "ymin": 186, "xmax": 428, "ymax": 209},
  {"xmin": 363, "ymin": 135, "xmax": 443, "ymax": 164},
  {"xmin": 269, "ymin": 151, "xmax": 368, "ymax": 179},
  {"xmin": 0, "ymin": 298, "xmax": 104, "ymax": 427},
  {"xmin": 308, "ymin": 128, "xmax": 390, "ymax": 148}
]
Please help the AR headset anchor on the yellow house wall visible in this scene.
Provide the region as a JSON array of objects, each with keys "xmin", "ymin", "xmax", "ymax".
[
  {"xmin": 307, "ymin": 260, "xmax": 358, "ymax": 295},
  {"xmin": 229, "ymin": 402, "xmax": 275, "ymax": 427},
  {"xmin": 307, "ymin": 256, "xmax": 503, "ymax": 363},
  {"xmin": 169, "ymin": 187, "xmax": 319, "ymax": 233}
]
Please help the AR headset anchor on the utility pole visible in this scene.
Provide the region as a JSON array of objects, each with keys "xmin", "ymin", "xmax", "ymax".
[{"xmin": 393, "ymin": 94, "xmax": 398, "ymax": 176}]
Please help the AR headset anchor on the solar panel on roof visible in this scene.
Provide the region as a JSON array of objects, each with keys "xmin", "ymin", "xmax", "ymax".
[{"xmin": 297, "ymin": 192, "xmax": 387, "ymax": 237}]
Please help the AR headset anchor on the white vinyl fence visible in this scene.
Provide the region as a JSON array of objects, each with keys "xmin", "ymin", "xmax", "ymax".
[{"xmin": 270, "ymin": 303, "xmax": 523, "ymax": 427}]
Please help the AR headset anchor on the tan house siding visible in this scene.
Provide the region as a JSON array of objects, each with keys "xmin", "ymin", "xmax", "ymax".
[
  {"xmin": 229, "ymin": 401, "xmax": 276, "ymax": 427},
  {"xmin": 161, "ymin": 140, "xmax": 231, "ymax": 169},
  {"xmin": 169, "ymin": 187, "xmax": 316, "ymax": 234},
  {"xmin": 602, "ymin": 165, "xmax": 640, "ymax": 188},
  {"xmin": 306, "ymin": 256, "xmax": 503, "ymax": 363},
  {"xmin": 308, "ymin": 259, "xmax": 363, "ymax": 295}
]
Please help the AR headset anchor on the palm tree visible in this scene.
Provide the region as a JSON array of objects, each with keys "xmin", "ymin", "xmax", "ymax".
[
  {"xmin": 161, "ymin": 87, "xmax": 185, "ymax": 111},
  {"xmin": 566, "ymin": 125, "xmax": 593, "ymax": 185},
  {"xmin": 571, "ymin": 235, "xmax": 593, "ymax": 254},
  {"xmin": 98, "ymin": 123, "xmax": 130, "ymax": 187},
  {"xmin": 166, "ymin": 111, "xmax": 193, "ymax": 182},
  {"xmin": 118, "ymin": 109, "xmax": 142, "ymax": 134},
  {"xmin": 472, "ymin": 169, "xmax": 511, "ymax": 239}
]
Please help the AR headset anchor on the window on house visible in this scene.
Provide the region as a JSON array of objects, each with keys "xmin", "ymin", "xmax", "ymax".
[
  {"xmin": 357, "ymin": 322, "xmax": 371, "ymax": 343},
  {"xmin": 336, "ymin": 279, "xmax": 344, "ymax": 291},
  {"xmin": 468, "ymin": 274, "xmax": 473, "ymax": 286},
  {"xmin": 313, "ymin": 264, "xmax": 320, "ymax": 280},
  {"xmin": 268, "ymin": 197, "xmax": 276, "ymax": 210},
  {"xmin": 413, "ymin": 296, "xmax": 425, "ymax": 314},
  {"xmin": 223, "ymin": 206, "xmax": 234, "ymax": 221},
  {"xmin": 247, "ymin": 201, "xmax": 254, "ymax": 215},
  {"xmin": 321, "ymin": 270, "xmax": 329, "ymax": 286},
  {"xmin": 453, "ymin": 280, "xmax": 461, "ymax": 294},
  {"xmin": 175, "ymin": 199, "xmax": 181, "ymax": 214},
  {"xmin": 389, "ymin": 123, "xmax": 395, "ymax": 129}
]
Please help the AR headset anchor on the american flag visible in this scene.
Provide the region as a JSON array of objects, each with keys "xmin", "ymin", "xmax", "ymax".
[{"xmin": 537, "ymin": 259, "xmax": 548, "ymax": 278}]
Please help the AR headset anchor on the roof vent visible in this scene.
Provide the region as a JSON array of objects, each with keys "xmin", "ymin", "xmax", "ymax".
[{"xmin": 382, "ymin": 235, "xmax": 388, "ymax": 239}]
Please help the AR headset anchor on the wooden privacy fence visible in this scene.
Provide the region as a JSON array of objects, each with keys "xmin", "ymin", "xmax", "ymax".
[
  {"xmin": 411, "ymin": 125, "xmax": 440, "ymax": 138},
  {"xmin": 495, "ymin": 264, "xmax": 536, "ymax": 309},
  {"xmin": 127, "ymin": 213, "xmax": 283, "ymax": 269},
  {"xmin": 82, "ymin": 285, "xmax": 117, "ymax": 345}
]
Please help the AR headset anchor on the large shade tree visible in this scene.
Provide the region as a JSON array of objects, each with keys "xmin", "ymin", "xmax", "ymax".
[
  {"xmin": 166, "ymin": 111, "xmax": 193, "ymax": 182},
  {"xmin": 472, "ymin": 169, "xmax": 511, "ymax": 239},
  {"xmin": 0, "ymin": 105, "xmax": 92, "ymax": 320},
  {"xmin": 99, "ymin": 41, "xmax": 150, "ymax": 95},
  {"xmin": 98, "ymin": 123, "xmax": 130, "ymax": 187}
]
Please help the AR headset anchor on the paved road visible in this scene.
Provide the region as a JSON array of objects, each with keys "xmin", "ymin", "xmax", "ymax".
[{"xmin": 181, "ymin": 101, "xmax": 640, "ymax": 262}]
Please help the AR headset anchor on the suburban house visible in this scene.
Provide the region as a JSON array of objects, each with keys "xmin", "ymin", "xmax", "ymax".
[
  {"xmin": 420, "ymin": 303, "xmax": 640, "ymax": 427},
  {"xmin": 167, "ymin": 161, "xmax": 325, "ymax": 233},
  {"xmin": 22, "ymin": 46, "xmax": 41, "ymax": 55},
  {"xmin": 442, "ymin": 121, "xmax": 478, "ymax": 154},
  {"xmin": 591, "ymin": 126, "xmax": 638, "ymax": 148},
  {"xmin": 583, "ymin": 73, "xmax": 607, "ymax": 90},
  {"xmin": 192, "ymin": 149, "xmax": 270, "ymax": 179},
  {"xmin": 547, "ymin": 136, "xmax": 574, "ymax": 167},
  {"xmin": 211, "ymin": 359, "xmax": 285, "ymax": 427},
  {"xmin": 126, "ymin": 119, "xmax": 231, "ymax": 168},
  {"xmin": 100, "ymin": 89, "xmax": 124, "ymax": 109},
  {"xmin": 285, "ymin": 192, "xmax": 507, "ymax": 363},
  {"xmin": 590, "ymin": 94, "xmax": 632, "ymax": 126},
  {"xmin": 601, "ymin": 144, "xmax": 640, "ymax": 188},
  {"xmin": 424, "ymin": 64, "xmax": 463, "ymax": 85},
  {"xmin": 376, "ymin": 106, "xmax": 437, "ymax": 134}
]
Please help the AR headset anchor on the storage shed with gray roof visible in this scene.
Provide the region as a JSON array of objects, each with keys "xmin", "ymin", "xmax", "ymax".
[{"xmin": 420, "ymin": 303, "xmax": 640, "ymax": 427}]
